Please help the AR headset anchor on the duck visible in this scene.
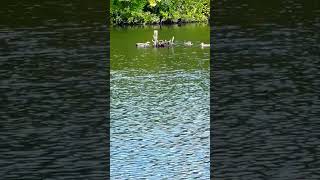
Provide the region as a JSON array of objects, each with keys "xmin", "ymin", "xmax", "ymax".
[
  {"xmin": 201, "ymin": 42, "xmax": 210, "ymax": 48},
  {"xmin": 155, "ymin": 36, "xmax": 175, "ymax": 48},
  {"xmin": 136, "ymin": 41, "xmax": 150, "ymax": 48},
  {"xmin": 184, "ymin": 41, "xmax": 193, "ymax": 46},
  {"xmin": 157, "ymin": 40, "xmax": 166, "ymax": 48}
]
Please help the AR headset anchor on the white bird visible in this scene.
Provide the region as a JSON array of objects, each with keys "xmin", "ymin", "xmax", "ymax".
[
  {"xmin": 184, "ymin": 41, "xmax": 193, "ymax": 46},
  {"xmin": 201, "ymin": 42, "xmax": 210, "ymax": 48},
  {"xmin": 136, "ymin": 41, "xmax": 150, "ymax": 48}
]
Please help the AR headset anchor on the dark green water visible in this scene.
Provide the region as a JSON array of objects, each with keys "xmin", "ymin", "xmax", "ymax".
[
  {"xmin": 111, "ymin": 24, "xmax": 210, "ymax": 179},
  {"xmin": 212, "ymin": 0, "xmax": 320, "ymax": 179},
  {"xmin": 0, "ymin": 1, "xmax": 108, "ymax": 179}
]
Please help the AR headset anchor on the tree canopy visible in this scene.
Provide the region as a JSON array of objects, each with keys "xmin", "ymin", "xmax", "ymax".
[{"xmin": 110, "ymin": 0, "xmax": 209, "ymax": 25}]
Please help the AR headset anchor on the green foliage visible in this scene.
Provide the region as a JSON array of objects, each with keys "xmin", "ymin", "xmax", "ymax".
[{"xmin": 110, "ymin": 0, "xmax": 209, "ymax": 25}]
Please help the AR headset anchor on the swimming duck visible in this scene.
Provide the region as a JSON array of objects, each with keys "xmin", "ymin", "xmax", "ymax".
[
  {"xmin": 136, "ymin": 41, "xmax": 150, "ymax": 48},
  {"xmin": 201, "ymin": 42, "xmax": 210, "ymax": 48},
  {"xmin": 184, "ymin": 41, "xmax": 193, "ymax": 46}
]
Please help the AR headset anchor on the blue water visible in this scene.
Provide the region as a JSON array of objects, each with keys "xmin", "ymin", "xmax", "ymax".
[{"xmin": 110, "ymin": 24, "xmax": 210, "ymax": 179}]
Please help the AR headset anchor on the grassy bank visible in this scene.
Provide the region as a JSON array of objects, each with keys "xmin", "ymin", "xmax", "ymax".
[{"xmin": 111, "ymin": 0, "xmax": 209, "ymax": 25}]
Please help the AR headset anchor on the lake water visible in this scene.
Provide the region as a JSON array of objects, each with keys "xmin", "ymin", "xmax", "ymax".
[
  {"xmin": 0, "ymin": 1, "xmax": 109, "ymax": 179},
  {"xmin": 212, "ymin": 1, "xmax": 320, "ymax": 179},
  {"xmin": 111, "ymin": 24, "xmax": 210, "ymax": 179}
]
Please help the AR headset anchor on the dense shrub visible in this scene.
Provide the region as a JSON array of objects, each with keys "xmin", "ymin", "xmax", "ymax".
[{"xmin": 110, "ymin": 0, "xmax": 209, "ymax": 25}]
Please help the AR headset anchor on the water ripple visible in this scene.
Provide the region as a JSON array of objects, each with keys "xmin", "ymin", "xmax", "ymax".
[{"xmin": 212, "ymin": 1, "xmax": 320, "ymax": 179}]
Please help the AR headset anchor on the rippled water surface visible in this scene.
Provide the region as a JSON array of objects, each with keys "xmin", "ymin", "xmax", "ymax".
[
  {"xmin": 111, "ymin": 24, "xmax": 210, "ymax": 179},
  {"xmin": 0, "ymin": 1, "xmax": 108, "ymax": 179},
  {"xmin": 212, "ymin": 0, "xmax": 320, "ymax": 179}
]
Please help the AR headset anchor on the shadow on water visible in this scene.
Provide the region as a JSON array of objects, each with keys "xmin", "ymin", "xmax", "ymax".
[
  {"xmin": 212, "ymin": 0, "xmax": 320, "ymax": 179},
  {"xmin": 111, "ymin": 24, "xmax": 210, "ymax": 179}
]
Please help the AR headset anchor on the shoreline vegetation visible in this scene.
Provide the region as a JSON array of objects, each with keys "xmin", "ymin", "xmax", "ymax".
[{"xmin": 111, "ymin": 0, "xmax": 209, "ymax": 26}]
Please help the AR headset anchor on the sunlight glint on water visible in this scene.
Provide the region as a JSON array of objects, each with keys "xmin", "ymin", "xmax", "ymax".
[{"xmin": 110, "ymin": 24, "xmax": 210, "ymax": 179}]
